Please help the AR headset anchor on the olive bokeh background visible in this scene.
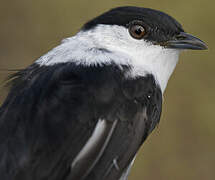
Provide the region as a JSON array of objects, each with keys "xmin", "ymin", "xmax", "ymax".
[{"xmin": 0, "ymin": 0, "xmax": 214, "ymax": 179}]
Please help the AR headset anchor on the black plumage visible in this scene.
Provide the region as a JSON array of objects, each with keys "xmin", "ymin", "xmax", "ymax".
[{"xmin": 0, "ymin": 63, "xmax": 162, "ymax": 180}]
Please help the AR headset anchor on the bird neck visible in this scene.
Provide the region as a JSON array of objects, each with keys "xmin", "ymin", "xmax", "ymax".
[
  {"xmin": 124, "ymin": 46, "xmax": 180, "ymax": 93},
  {"xmin": 36, "ymin": 28, "xmax": 180, "ymax": 93}
]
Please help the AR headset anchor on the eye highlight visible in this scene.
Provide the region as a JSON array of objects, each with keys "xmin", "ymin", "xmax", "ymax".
[{"xmin": 129, "ymin": 24, "xmax": 146, "ymax": 39}]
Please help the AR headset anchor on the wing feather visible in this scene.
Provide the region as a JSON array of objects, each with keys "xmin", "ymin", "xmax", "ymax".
[
  {"xmin": 0, "ymin": 63, "xmax": 162, "ymax": 180},
  {"xmin": 68, "ymin": 119, "xmax": 118, "ymax": 180}
]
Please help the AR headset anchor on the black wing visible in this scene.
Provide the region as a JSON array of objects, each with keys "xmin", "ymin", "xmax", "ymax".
[
  {"xmin": 0, "ymin": 63, "xmax": 162, "ymax": 180},
  {"xmin": 0, "ymin": 64, "xmax": 98, "ymax": 180},
  {"xmin": 84, "ymin": 76, "xmax": 162, "ymax": 180}
]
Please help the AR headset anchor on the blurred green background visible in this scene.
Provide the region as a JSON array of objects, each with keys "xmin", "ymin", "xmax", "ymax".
[{"xmin": 0, "ymin": 0, "xmax": 214, "ymax": 179}]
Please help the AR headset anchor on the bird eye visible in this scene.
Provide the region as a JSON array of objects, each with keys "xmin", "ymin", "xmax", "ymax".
[{"xmin": 129, "ymin": 24, "xmax": 146, "ymax": 39}]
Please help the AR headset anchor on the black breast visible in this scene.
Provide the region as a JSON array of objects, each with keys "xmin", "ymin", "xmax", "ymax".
[
  {"xmin": 86, "ymin": 72, "xmax": 162, "ymax": 180},
  {"xmin": 0, "ymin": 62, "xmax": 162, "ymax": 180}
]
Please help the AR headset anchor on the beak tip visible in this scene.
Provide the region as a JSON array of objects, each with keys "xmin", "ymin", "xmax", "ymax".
[
  {"xmin": 194, "ymin": 43, "xmax": 208, "ymax": 50},
  {"xmin": 165, "ymin": 32, "xmax": 208, "ymax": 51},
  {"xmin": 202, "ymin": 44, "xmax": 208, "ymax": 50}
]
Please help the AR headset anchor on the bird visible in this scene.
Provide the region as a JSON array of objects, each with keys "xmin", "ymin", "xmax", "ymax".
[{"xmin": 0, "ymin": 6, "xmax": 207, "ymax": 180}]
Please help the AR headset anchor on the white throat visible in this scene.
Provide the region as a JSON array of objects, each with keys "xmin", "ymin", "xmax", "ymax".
[
  {"xmin": 121, "ymin": 44, "xmax": 180, "ymax": 92},
  {"xmin": 36, "ymin": 25, "xmax": 180, "ymax": 93}
]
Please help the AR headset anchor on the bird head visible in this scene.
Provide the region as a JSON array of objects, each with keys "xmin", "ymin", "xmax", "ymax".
[
  {"xmin": 82, "ymin": 6, "xmax": 207, "ymax": 51},
  {"xmin": 37, "ymin": 6, "xmax": 207, "ymax": 92}
]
